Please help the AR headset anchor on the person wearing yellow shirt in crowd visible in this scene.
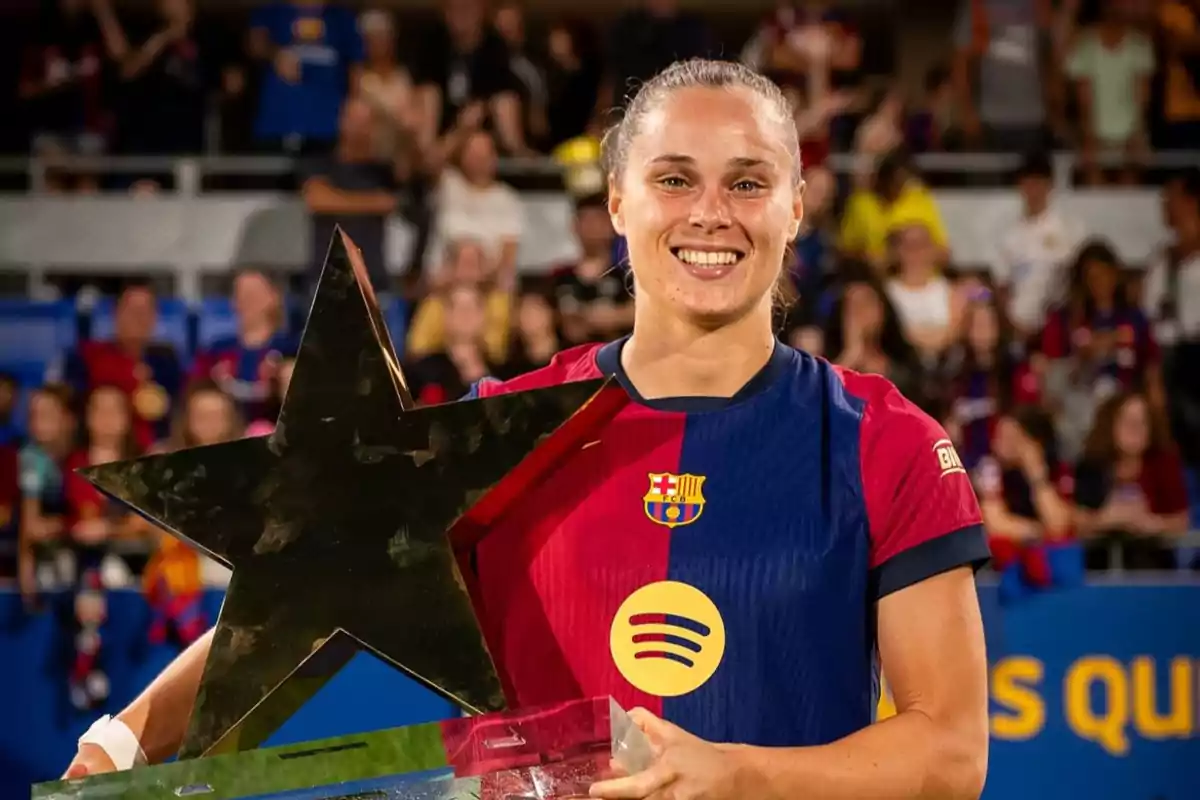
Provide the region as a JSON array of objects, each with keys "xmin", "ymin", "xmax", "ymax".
[
  {"xmin": 839, "ymin": 150, "xmax": 950, "ymax": 269},
  {"xmin": 1159, "ymin": 0, "xmax": 1200, "ymax": 149},
  {"xmin": 406, "ymin": 238, "xmax": 513, "ymax": 364}
]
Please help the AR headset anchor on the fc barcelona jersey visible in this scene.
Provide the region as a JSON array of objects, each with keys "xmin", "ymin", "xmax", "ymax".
[{"xmin": 464, "ymin": 339, "xmax": 988, "ymax": 747}]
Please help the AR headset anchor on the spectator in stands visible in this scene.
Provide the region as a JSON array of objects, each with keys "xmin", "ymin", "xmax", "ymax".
[
  {"xmin": 544, "ymin": 19, "xmax": 602, "ymax": 150},
  {"xmin": 190, "ymin": 268, "xmax": 296, "ymax": 425},
  {"xmin": 56, "ymin": 282, "xmax": 183, "ymax": 451},
  {"xmin": 974, "ymin": 406, "xmax": 1078, "ymax": 599},
  {"xmin": 952, "ymin": 0, "xmax": 1051, "ymax": 153},
  {"xmin": 407, "ymin": 284, "xmax": 495, "ymax": 406},
  {"xmin": 301, "ymin": 97, "xmax": 399, "ymax": 294},
  {"xmin": 408, "ymin": 239, "xmax": 512, "ymax": 364},
  {"xmin": 249, "ymin": 0, "xmax": 363, "ymax": 155},
  {"xmin": 115, "ymin": 0, "xmax": 214, "ymax": 156},
  {"xmin": 496, "ymin": 282, "xmax": 563, "ymax": 379},
  {"xmin": 838, "ymin": 149, "xmax": 948, "ymax": 269},
  {"xmin": 63, "ymin": 386, "xmax": 140, "ymax": 547},
  {"xmin": 1156, "ymin": 0, "xmax": 1200, "ymax": 150},
  {"xmin": 988, "ymin": 152, "xmax": 1085, "ymax": 339},
  {"xmin": 493, "ymin": 2, "xmax": 548, "ymax": 149},
  {"xmin": 412, "ymin": 0, "xmax": 529, "ymax": 157},
  {"xmin": 885, "ymin": 222, "xmax": 963, "ymax": 363},
  {"xmin": 597, "ymin": 0, "xmax": 713, "ymax": 114},
  {"xmin": 358, "ymin": 9, "xmax": 418, "ymax": 166},
  {"xmin": 822, "ymin": 271, "xmax": 924, "ymax": 405},
  {"xmin": 0, "ymin": 373, "xmax": 18, "ymax": 446},
  {"xmin": 142, "ymin": 381, "xmax": 241, "ymax": 645},
  {"xmin": 1065, "ymin": 0, "xmax": 1154, "ymax": 185},
  {"xmin": 1144, "ymin": 170, "xmax": 1200, "ymax": 507},
  {"xmin": 433, "ymin": 129, "xmax": 523, "ymax": 286},
  {"xmin": 16, "ymin": 384, "xmax": 74, "ymax": 608},
  {"xmin": 551, "ymin": 194, "xmax": 630, "ymax": 346},
  {"xmin": 1073, "ymin": 391, "xmax": 1191, "ymax": 570},
  {"xmin": 19, "ymin": 0, "xmax": 128, "ymax": 191},
  {"xmin": 944, "ymin": 287, "xmax": 1040, "ymax": 470},
  {"xmin": 1038, "ymin": 240, "xmax": 1162, "ymax": 460},
  {"xmin": 783, "ymin": 166, "xmax": 836, "ymax": 318}
]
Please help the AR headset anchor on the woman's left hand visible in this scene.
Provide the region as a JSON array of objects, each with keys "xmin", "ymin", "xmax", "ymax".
[{"xmin": 589, "ymin": 708, "xmax": 760, "ymax": 800}]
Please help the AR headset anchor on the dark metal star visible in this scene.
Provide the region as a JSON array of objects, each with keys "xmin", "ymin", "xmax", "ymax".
[{"xmin": 81, "ymin": 230, "xmax": 626, "ymax": 760}]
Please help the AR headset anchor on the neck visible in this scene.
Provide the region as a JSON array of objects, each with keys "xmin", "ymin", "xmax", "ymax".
[
  {"xmin": 621, "ymin": 298, "xmax": 775, "ymax": 400},
  {"xmin": 1024, "ymin": 199, "xmax": 1048, "ymax": 219},
  {"xmin": 240, "ymin": 319, "xmax": 275, "ymax": 348},
  {"xmin": 1116, "ymin": 453, "xmax": 1142, "ymax": 474},
  {"xmin": 339, "ymin": 140, "xmax": 373, "ymax": 162},
  {"xmin": 1094, "ymin": 295, "xmax": 1115, "ymax": 313},
  {"xmin": 91, "ymin": 438, "xmax": 122, "ymax": 455}
]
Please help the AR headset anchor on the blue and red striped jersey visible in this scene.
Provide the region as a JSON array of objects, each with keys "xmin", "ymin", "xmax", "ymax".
[{"xmin": 465, "ymin": 339, "xmax": 988, "ymax": 747}]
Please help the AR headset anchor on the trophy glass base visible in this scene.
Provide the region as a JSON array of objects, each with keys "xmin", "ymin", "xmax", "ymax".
[{"xmin": 34, "ymin": 697, "xmax": 652, "ymax": 800}]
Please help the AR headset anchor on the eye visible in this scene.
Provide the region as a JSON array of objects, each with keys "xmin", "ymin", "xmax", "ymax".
[
  {"xmin": 732, "ymin": 179, "xmax": 766, "ymax": 193},
  {"xmin": 657, "ymin": 175, "xmax": 689, "ymax": 189}
]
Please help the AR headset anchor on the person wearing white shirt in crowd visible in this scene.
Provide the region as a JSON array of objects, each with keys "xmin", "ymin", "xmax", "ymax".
[
  {"xmin": 886, "ymin": 221, "xmax": 963, "ymax": 364},
  {"xmin": 432, "ymin": 128, "xmax": 524, "ymax": 287},
  {"xmin": 990, "ymin": 152, "xmax": 1084, "ymax": 339}
]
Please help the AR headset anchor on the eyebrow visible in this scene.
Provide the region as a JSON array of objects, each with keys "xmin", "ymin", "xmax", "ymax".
[{"xmin": 649, "ymin": 154, "xmax": 771, "ymax": 170}]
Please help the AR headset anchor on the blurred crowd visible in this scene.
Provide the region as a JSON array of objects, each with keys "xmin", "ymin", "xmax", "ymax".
[{"xmin": 2, "ymin": 0, "xmax": 1200, "ymax": 709}]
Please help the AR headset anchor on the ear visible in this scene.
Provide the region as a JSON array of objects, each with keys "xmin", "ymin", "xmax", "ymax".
[
  {"xmin": 608, "ymin": 174, "xmax": 626, "ymax": 236},
  {"xmin": 789, "ymin": 187, "xmax": 805, "ymax": 241}
]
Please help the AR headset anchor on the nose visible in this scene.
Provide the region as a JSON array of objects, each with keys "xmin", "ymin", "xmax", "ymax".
[{"xmin": 688, "ymin": 184, "xmax": 732, "ymax": 232}]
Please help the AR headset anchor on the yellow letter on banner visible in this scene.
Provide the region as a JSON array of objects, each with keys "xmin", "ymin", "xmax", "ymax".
[
  {"xmin": 1066, "ymin": 656, "xmax": 1131, "ymax": 756},
  {"xmin": 1132, "ymin": 657, "xmax": 1193, "ymax": 740},
  {"xmin": 991, "ymin": 657, "xmax": 1045, "ymax": 740}
]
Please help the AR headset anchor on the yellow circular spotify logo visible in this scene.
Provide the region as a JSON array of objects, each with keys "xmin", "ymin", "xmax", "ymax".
[{"xmin": 609, "ymin": 581, "xmax": 726, "ymax": 697}]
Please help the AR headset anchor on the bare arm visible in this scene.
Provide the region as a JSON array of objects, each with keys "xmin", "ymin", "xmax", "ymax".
[
  {"xmin": 118, "ymin": 628, "xmax": 214, "ymax": 763},
  {"xmin": 739, "ymin": 569, "xmax": 989, "ymax": 799},
  {"xmin": 91, "ymin": 0, "xmax": 130, "ymax": 62},
  {"xmin": 302, "ymin": 176, "xmax": 397, "ymax": 216},
  {"xmin": 489, "ymin": 91, "xmax": 528, "ymax": 154}
]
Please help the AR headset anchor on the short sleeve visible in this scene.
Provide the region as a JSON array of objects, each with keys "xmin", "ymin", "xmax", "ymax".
[
  {"xmin": 18, "ymin": 448, "xmax": 44, "ymax": 498},
  {"xmin": 495, "ymin": 189, "xmax": 524, "ymax": 240},
  {"xmin": 1065, "ymin": 37, "xmax": 1093, "ymax": 80},
  {"xmin": 1072, "ymin": 460, "xmax": 1109, "ymax": 510},
  {"xmin": 852, "ymin": 373, "xmax": 989, "ymax": 599}
]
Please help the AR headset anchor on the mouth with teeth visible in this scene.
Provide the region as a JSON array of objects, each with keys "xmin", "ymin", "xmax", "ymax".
[{"xmin": 670, "ymin": 247, "xmax": 748, "ymax": 280}]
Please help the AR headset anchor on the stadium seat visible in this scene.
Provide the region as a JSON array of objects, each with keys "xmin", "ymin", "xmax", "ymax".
[
  {"xmin": 0, "ymin": 299, "xmax": 78, "ymax": 375},
  {"xmin": 195, "ymin": 297, "xmax": 239, "ymax": 350},
  {"xmin": 89, "ymin": 296, "xmax": 192, "ymax": 357}
]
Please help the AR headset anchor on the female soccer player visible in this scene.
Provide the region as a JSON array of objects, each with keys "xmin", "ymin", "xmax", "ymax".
[{"xmin": 66, "ymin": 60, "xmax": 990, "ymax": 799}]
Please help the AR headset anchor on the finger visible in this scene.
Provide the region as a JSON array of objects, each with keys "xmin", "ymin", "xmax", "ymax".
[
  {"xmin": 627, "ymin": 708, "xmax": 682, "ymax": 745},
  {"xmin": 589, "ymin": 763, "xmax": 674, "ymax": 799},
  {"xmin": 64, "ymin": 762, "xmax": 88, "ymax": 780}
]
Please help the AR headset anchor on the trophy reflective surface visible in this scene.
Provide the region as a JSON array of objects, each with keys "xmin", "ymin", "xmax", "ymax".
[{"xmin": 33, "ymin": 229, "xmax": 641, "ymax": 798}]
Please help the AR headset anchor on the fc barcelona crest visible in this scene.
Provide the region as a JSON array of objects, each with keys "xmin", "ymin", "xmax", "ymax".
[{"xmin": 643, "ymin": 472, "xmax": 706, "ymax": 528}]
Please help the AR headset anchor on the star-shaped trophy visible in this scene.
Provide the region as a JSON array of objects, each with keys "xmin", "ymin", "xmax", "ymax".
[{"xmin": 34, "ymin": 230, "xmax": 650, "ymax": 800}]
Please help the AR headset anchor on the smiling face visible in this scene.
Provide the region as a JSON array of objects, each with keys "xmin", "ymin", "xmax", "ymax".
[{"xmin": 608, "ymin": 84, "xmax": 802, "ymax": 328}]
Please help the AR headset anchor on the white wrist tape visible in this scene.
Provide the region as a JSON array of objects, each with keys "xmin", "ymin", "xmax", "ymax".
[{"xmin": 78, "ymin": 714, "xmax": 148, "ymax": 770}]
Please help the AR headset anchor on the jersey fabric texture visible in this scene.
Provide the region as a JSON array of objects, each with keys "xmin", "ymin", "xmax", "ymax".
[{"xmin": 462, "ymin": 338, "xmax": 988, "ymax": 747}]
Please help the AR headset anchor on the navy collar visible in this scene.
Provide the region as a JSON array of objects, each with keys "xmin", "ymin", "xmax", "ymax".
[{"xmin": 595, "ymin": 336, "xmax": 794, "ymax": 413}]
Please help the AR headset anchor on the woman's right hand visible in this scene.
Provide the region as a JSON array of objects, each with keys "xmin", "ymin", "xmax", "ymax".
[{"xmin": 63, "ymin": 743, "xmax": 118, "ymax": 779}]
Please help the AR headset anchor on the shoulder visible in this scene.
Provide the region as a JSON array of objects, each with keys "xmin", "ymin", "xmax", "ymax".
[
  {"xmin": 474, "ymin": 343, "xmax": 605, "ymax": 398},
  {"xmin": 833, "ymin": 365, "xmax": 962, "ymax": 473}
]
